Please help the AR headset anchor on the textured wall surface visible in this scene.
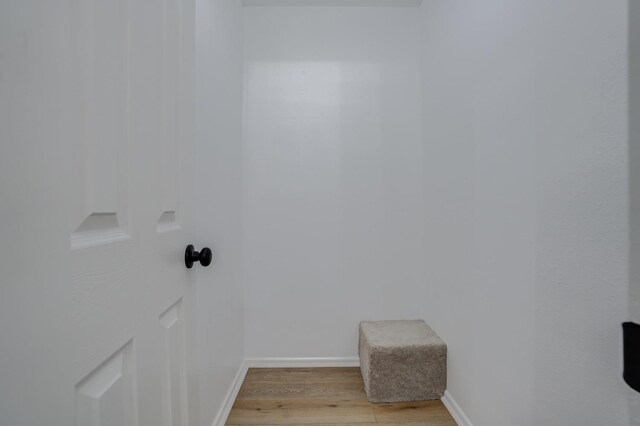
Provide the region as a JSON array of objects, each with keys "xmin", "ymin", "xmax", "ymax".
[
  {"xmin": 630, "ymin": 0, "xmax": 640, "ymax": 423},
  {"xmin": 240, "ymin": 2, "xmax": 631, "ymax": 424},
  {"xmin": 420, "ymin": 1, "xmax": 629, "ymax": 425},
  {"xmin": 242, "ymin": 6, "xmax": 425, "ymax": 358},
  {"xmin": 630, "ymin": 0, "xmax": 640, "ymax": 334},
  {"xmin": 195, "ymin": 0, "xmax": 245, "ymax": 424}
]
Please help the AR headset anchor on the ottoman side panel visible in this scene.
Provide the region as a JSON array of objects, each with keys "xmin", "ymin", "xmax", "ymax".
[{"xmin": 358, "ymin": 322, "xmax": 372, "ymax": 395}]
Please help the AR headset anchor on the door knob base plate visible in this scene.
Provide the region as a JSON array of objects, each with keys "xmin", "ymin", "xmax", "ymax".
[{"xmin": 185, "ymin": 244, "xmax": 196, "ymax": 269}]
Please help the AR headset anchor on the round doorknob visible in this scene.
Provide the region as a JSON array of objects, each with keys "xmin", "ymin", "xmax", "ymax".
[
  {"xmin": 199, "ymin": 247, "xmax": 212, "ymax": 267},
  {"xmin": 185, "ymin": 244, "xmax": 213, "ymax": 269}
]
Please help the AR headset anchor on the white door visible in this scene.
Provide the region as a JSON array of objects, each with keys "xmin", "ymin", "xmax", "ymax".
[{"xmin": 0, "ymin": 0, "xmax": 199, "ymax": 425}]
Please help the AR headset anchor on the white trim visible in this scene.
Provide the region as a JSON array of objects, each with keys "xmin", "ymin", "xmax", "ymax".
[
  {"xmin": 442, "ymin": 390, "xmax": 473, "ymax": 426},
  {"xmin": 211, "ymin": 360, "xmax": 249, "ymax": 426},
  {"xmin": 245, "ymin": 357, "xmax": 360, "ymax": 368}
]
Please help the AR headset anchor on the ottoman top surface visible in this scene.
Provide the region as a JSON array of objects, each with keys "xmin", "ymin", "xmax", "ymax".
[{"xmin": 360, "ymin": 320, "xmax": 444, "ymax": 348}]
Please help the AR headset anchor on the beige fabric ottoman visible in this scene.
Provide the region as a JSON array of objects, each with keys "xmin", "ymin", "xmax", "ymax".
[{"xmin": 358, "ymin": 320, "xmax": 447, "ymax": 403}]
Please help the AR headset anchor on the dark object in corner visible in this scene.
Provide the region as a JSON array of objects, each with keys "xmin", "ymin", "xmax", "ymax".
[{"xmin": 623, "ymin": 322, "xmax": 640, "ymax": 393}]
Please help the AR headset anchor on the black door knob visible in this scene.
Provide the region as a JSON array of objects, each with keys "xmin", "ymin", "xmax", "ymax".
[{"xmin": 185, "ymin": 244, "xmax": 213, "ymax": 268}]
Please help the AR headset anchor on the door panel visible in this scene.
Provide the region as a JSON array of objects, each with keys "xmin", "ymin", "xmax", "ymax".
[
  {"xmin": 160, "ymin": 299, "xmax": 188, "ymax": 426},
  {"xmin": 70, "ymin": 0, "xmax": 130, "ymax": 250},
  {"xmin": 159, "ymin": 0, "xmax": 183, "ymax": 234},
  {"xmin": 75, "ymin": 341, "xmax": 138, "ymax": 426},
  {"xmin": 0, "ymin": 0, "xmax": 196, "ymax": 424}
]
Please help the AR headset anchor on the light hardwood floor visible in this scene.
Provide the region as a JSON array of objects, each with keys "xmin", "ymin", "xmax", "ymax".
[{"xmin": 225, "ymin": 368, "xmax": 457, "ymax": 425}]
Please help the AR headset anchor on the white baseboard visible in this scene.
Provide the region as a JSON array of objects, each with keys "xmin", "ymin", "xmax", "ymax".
[
  {"xmin": 442, "ymin": 390, "xmax": 473, "ymax": 426},
  {"xmin": 211, "ymin": 359, "xmax": 249, "ymax": 426},
  {"xmin": 245, "ymin": 357, "xmax": 360, "ymax": 368}
]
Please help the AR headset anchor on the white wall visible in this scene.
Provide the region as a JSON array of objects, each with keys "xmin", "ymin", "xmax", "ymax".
[
  {"xmin": 242, "ymin": 6, "xmax": 424, "ymax": 358},
  {"xmin": 420, "ymin": 1, "xmax": 629, "ymax": 425},
  {"xmin": 195, "ymin": 0, "xmax": 244, "ymax": 425},
  {"xmin": 240, "ymin": 2, "xmax": 631, "ymax": 424},
  {"xmin": 630, "ymin": 1, "xmax": 640, "ymax": 423},
  {"xmin": 631, "ymin": 0, "xmax": 640, "ymax": 338}
]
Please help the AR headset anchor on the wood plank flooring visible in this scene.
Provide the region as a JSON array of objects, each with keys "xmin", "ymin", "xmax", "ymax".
[{"xmin": 225, "ymin": 368, "xmax": 457, "ymax": 425}]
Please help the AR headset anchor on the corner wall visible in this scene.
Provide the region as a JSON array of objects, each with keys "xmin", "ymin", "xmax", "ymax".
[
  {"xmin": 195, "ymin": 0, "xmax": 245, "ymax": 424},
  {"xmin": 629, "ymin": 0, "xmax": 640, "ymax": 422},
  {"xmin": 420, "ymin": 1, "xmax": 629, "ymax": 424}
]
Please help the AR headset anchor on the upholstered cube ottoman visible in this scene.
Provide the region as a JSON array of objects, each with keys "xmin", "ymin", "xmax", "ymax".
[{"xmin": 359, "ymin": 320, "xmax": 447, "ymax": 403}]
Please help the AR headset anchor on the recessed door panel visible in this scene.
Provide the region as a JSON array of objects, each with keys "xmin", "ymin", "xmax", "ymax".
[
  {"xmin": 75, "ymin": 341, "xmax": 138, "ymax": 426},
  {"xmin": 71, "ymin": 0, "xmax": 129, "ymax": 249},
  {"xmin": 158, "ymin": 0, "xmax": 183, "ymax": 233},
  {"xmin": 159, "ymin": 299, "xmax": 188, "ymax": 426}
]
